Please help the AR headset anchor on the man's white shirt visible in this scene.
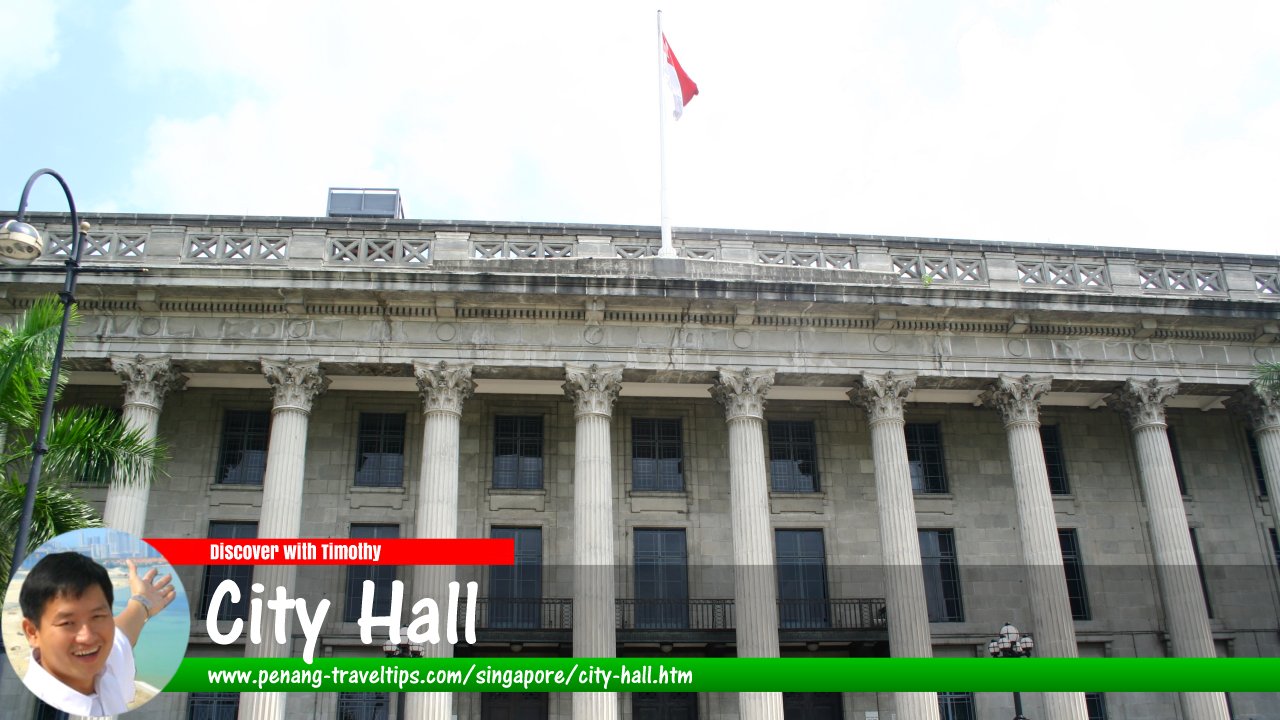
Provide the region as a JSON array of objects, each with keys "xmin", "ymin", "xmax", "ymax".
[{"xmin": 23, "ymin": 628, "xmax": 136, "ymax": 716}]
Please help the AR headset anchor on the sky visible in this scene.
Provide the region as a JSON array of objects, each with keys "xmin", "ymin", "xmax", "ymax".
[{"xmin": 2, "ymin": 0, "xmax": 1278, "ymax": 256}]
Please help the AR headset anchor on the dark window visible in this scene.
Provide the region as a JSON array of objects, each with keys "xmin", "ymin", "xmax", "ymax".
[
  {"xmin": 217, "ymin": 409, "xmax": 270, "ymax": 485},
  {"xmin": 920, "ymin": 529, "xmax": 963, "ymax": 622},
  {"xmin": 1041, "ymin": 425, "xmax": 1070, "ymax": 495},
  {"xmin": 633, "ymin": 693, "xmax": 699, "ymax": 720},
  {"xmin": 345, "ymin": 524, "xmax": 399, "ymax": 622},
  {"xmin": 937, "ymin": 692, "xmax": 975, "ymax": 720},
  {"xmin": 906, "ymin": 423, "xmax": 948, "ymax": 493},
  {"xmin": 337, "ymin": 693, "xmax": 388, "ymax": 720},
  {"xmin": 1085, "ymin": 693, "xmax": 1108, "ymax": 720},
  {"xmin": 633, "ymin": 418, "xmax": 684, "ymax": 491},
  {"xmin": 188, "ymin": 692, "xmax": 239, "ymax": 720},
  {"xmin": 1167, "ymin": 425, "xmax": 1188, "ymax": 496},
  {"xmin": 1271, "ymin": 528, "xmax": 1279, "ymax": 570},
  {"xmin": 201, "ymin": 522, "xmax": 257, "ymax": 621},
  {"xmin": 355, "ymin": 413, "xmax": 405, "ymax": 487},
  {"xmin": 783, "ymin": 693, "xmax": 843, "ymax": 719},
  {"xmin": 1059, "ymin": 528, "xmax": 1091, "ymax": 620},
  {"xmin": 489, "ymin": 527, "xmax": 542, "ymax": 628},
  {"xmin": 493, "ymin": 416, "xmax": 544, "ymax": 489},
  {"xmin": 776, "ymin": 529, "xmax": 829, "ymax": 628},
  {"xmin": 635, "ymin": 529, "xmax": 689, "ymax": 628},
  {"xmin": 481, "ymin": 693, "xmax": 548, "ymax": 720},
  {"xmin": 1189, "ymin": 528, "xmax": 1213, "ymax": 618},
  {"xmin": 1247, "ymin": 432, "xmax": 1267, "ymax": 497},
  {"xmin": 768, "ymin": 420, "xmax": 819, "ymax": 492}
]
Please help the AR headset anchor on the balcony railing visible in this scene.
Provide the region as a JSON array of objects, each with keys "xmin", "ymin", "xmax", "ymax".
[
  {"xmin": 469, "ymin": 597, "xmax": 573, "ymax": 630},
  {"xmin": 615, "ymin": 599, "xmax": 735, "ymax": 630},
  {"xmin": 614, "ymin": 597, "xmax": 887, "ymax": 631}
]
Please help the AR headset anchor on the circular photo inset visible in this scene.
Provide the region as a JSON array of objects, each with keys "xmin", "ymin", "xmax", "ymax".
[{"xmin": 3, "ymin": 528, "xmax": 190, "ymax": 716}]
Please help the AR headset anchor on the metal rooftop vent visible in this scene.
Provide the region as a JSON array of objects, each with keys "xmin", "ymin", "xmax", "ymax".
[{"xmin": 327, "ymin": 188, "xmax": 404, "ymax": 219}]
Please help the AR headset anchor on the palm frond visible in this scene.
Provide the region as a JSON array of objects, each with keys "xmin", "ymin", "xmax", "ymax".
[
  {"xmin": 0, "ymin": 297, "xmax": 77, "ymax": 429},
  {"xmin": 5, "ymin": 407, "xmax": 167, "ymax": 486},
  {"xmin": 0, "ymin": 475, "xmax": 101, "ymax": 573},
  {"xmin": 1257, "ymin": 362, "xmax": 1280, "ymax": 392}
]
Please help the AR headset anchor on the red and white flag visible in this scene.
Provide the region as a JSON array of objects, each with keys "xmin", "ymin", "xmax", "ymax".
[{"xmin": 662, "ymin": 34, "xmax": 699, "ymax": 120}]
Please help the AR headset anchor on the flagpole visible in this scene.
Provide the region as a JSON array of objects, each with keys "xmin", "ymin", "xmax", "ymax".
[{"xmin": 656, "ymin": 10, "xmax": 677, "ymax": 258}]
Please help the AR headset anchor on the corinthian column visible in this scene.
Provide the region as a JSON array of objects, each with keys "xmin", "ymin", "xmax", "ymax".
[
  {"xmin": 241, "ymin": 358, "xmax": 328, "ymax": 720},
  {"xmin": 403, "ymin": 362, "xmax": 475, "ymax": 720},
  {"xmin": 982, "ymin": 375, "xmax": 1088, "ymax": 720},
  {"xmin": 564, "ymin": 364, "xmax": 624, "ymax": 720},
  {"xmin": 710, "ymin": 368, "xmax": 783, "ymax": 720},
  {"xmin": 848, "ymin": 372, "xmax": 939, "ymax": 720},
  {"xmin": 1108, "ymin": 379, "xmax": 1229, "ymax": 720},
  {"xmin": 103, "ymin": 355, "xmax": 185, "ymax": 535},
  {"xmin": 1234, "ymin": 382, "xmax": 1280, "ymax": 530}
]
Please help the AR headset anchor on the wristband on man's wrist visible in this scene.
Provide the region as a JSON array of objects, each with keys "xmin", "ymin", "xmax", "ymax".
[{"xmin": 130, "ymin": 593, "xmax": 154, "ymax": 619}]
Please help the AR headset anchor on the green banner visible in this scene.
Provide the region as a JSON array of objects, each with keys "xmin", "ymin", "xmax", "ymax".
[{"xmin": 168, "ymin": 657, "xmax": 1280, "ymax": 693}]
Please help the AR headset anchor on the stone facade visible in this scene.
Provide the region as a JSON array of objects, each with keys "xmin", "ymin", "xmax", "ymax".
[{"xmin": 1, "ymin": 213, "xmax": 1278, "ymax": 720}]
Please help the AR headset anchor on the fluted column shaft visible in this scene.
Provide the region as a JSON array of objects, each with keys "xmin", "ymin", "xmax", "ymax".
[
  {"xmin": 711, "ymin": 369, "xmax": 783, "ymax": 720},
  {"xmin": 850, "ymin": 372, "xmax": 939, "ymax": 720},
  {"xmin": 103, "ymin": 355, "xmax": 184, "ymax": 535},
  {"xmin": 1109, "ymin": 379, "xmax": 1228, "ymax": 720},
  {"xmin": 403, "ymin": 363, "xmax": 474, "ymax": 720},
  {"xmin": 240, "ymin": 359, "xmax": 328, "ymax": 720},
  {"xmin": 565, "ymin": 364, "xmax": 623, "ymax": 720},
  {"xmin": 1237, "ymin": 383, "xmax": 1280, "ymax": 541},
  {"xmin": 984, "ymin": 375, "xmax": 1088, "ymax": 720}
]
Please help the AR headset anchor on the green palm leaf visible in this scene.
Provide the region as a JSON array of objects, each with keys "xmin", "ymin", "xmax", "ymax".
[
  {"xmin": 0, "ymin": 297, "xmax": 75, "ymax": 429},
  {"xmin": 1258, "ymin": 361, "xmax": 1280, "ymax": 392},
  {"xmin": 0, "ymin": 475, "xmax": 102, "ymax": 574}
]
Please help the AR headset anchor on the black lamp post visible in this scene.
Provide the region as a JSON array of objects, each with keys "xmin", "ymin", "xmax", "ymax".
[
  {"xmin": 988, "ymin": 622, "xmax": 1034, "ymax": 720},
  {"xmin": 2, "ymin": 168, "xmax": 90, "ymax": 580},
  {"xmin": 383, "ymin": 629, "xmax": 423, "ymax": 720}
]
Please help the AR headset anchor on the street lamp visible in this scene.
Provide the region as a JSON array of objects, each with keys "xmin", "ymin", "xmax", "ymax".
[
  {"xmin": 988, "ymin": 622, "xmax": 1034, "ymax": 720},
  {"xmin": 2, "ymin": 169, "xmax": 90, "ymax": 580},
  {"xmin": 383, "ymin": 628, "xmax": 423, "ymax": 720}
]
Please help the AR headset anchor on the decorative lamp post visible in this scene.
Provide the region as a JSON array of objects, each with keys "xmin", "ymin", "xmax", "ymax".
[
  {"xmin": 2, "ymin": 169, "xmax": 90, "ymax": 579},
  {"xmin": 383, "ymin": 628, "xmax": 423, "ymax": 719},
  {"xmin": 989, "ymin": 622, "xmax": 1034, "ymax": 720}
]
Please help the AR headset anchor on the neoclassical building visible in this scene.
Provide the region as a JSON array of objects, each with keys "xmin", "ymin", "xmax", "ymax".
[{"xmin": 1, "ymin": 202, "xmax": 1278, "ymax": 720}]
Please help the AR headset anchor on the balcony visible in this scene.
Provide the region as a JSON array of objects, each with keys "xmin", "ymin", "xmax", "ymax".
[{"xmin": 468, "ymin": 597, "xmax": 573, "ymax": 645}]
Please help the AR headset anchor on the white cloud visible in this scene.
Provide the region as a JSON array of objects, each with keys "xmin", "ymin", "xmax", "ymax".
[
  {"xmin": 0, "ymin": 1, "xmax": 60, "ymax": 92},
  {"xmin": 110, "ymin": 1, "xmax": 1279, "ymax": 255}
]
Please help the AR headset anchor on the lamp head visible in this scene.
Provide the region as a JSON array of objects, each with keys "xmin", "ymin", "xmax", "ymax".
[{"xmin": 0, "ymin": 219, "xmax": 43, "ymax": 266}]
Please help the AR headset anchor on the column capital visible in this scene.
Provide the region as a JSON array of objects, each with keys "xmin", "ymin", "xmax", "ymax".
[
  {"xmin": 1108, "ymin": 378, "xmax": 1179, "ymax": 430},
  {"xmin": 982, "ymin": 374, "xmax": 1052, "ymax": 426},
  {"xmin": 261, "ymin": 358, "xmax": 329, "ymax": 414},
  {"xmin": 710, "ymin": 367, "xmax": 775, "ymax": 421},
  {"xmin": 848, "ymin": 371, "xmax": 916, "ymax": 424},
  {"xmin": 110, "ymin": 354, "xmax": 185, "ymax": 411},
  {"xmin": 563, "ymin": 363, "xmax": 623, "ymax": 418},
  {"xmin": 413, "ymin": 361, "xmax": 475, "ymax": 416},
  {"xmin": 1229, "ymin": 381, "xmax": 1280, "ymax": 432}
]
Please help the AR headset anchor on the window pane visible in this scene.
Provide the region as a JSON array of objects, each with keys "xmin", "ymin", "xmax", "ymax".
[
  {"xmin": 906, "ymin": 423, "xmax": 948, "ymax": 493},
  {"xmin": 1058, "ymin": 528, "xmax": 1091, "ymax": 620},
  {"xmin": 776, "ymin": 529, "xmax": 829, "ymax": 628},
  {"xmin": 188, "ymin": 692, "xmax": 240, "ymax": 720},
  {"xmin": 217, "ymin": 410, "xmax": 270, "ymax": 485},
  {"xmin": 937, "ymin": 692, "xmax": 975, "ymax": 720},
  {"xmin": 201, "ymin": 522, "xmax": 257, "ymax": 621},
  {"xmin": 768, "ymin": 420, "xmax": 819, "ymax": 492},
  {"xmin": 1085, "ymin": 693, "xmax": 1108, "ymax": 720},
  {"xmin": 1040, "ymin": 425, "xmax": 1070, "ymax": 495},
  {"xmin": 355, "ymin": 413, "xmax": 405, "ymax": 487},
  {"xmin": 494, "ymin": 416, "xmax": 544, "ymax": 489},
  {"xmin": 489, "ymin": 527, "xmax": 542, "ymax": 628},
  {"xmin": 919, "ymin": 529, "xmax": 963, "ymax": 622},
  {"xmin": 634, "ymin": 529, "xmax": 689, "ymax": 628},
  {"xmin": 633, "ymin": 419, "xmax": 684, "ymax": 491},
  {"xmin": 336, "ymin": 693, "xmax": 389, "ymax": 720},
  {"xmin": 345, "ymin": 524, "xmax": 399, "ymax": 622},
  {"xmin": 633, "ymin": 693, "xmax": 699, "ymax": 720}
]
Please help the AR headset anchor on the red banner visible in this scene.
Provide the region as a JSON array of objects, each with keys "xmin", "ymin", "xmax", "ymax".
[{"xmin": 145, "ymin": 538, "xmax": 514, "ymax": 565}]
